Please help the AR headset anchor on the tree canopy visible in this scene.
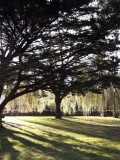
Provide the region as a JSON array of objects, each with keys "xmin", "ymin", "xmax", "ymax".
[{"xmin": 0, "ymin": 0, "xmax": 120, "ymax": 118}]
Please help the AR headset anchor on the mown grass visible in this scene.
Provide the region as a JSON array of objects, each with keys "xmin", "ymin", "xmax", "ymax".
[{"xmin": 0, "ymin": 116, "xmax": 120, "ymax": 160}]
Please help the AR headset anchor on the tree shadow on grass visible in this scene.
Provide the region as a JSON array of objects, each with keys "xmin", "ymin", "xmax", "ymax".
[
  {"xmin": 62, "ymin": 118, "xmax": 120, "ymax": 141},
  {"xmin": 1, "ymin": 119, "xmax": 120, "ymax": 160},
  {"xmin": 27, "ymin": 117, "xmax": 120, "ymax": 142},
  {"xmin": 0, "ymin": 128, "xmax": 20, "ymax": 160}
]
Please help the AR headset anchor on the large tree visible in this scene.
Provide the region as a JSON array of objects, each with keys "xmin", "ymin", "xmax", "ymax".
[
  {"xmin": 34, "ymin": 11, "xmax": 120, "ymax": 119},
  {"xmin": 0, "ymin": 0, "xmax": 92, "ymax": 114},
  {"xmin": 0, "ymin": 0, "xmax": 120, "ymax": 122},
  {"xmin": 0, "ymin": 0, "xmax": 99, "ymax": 127},
  {"xmin": 15, "ymin": 0, "xmax": 120, "ymax": 119}
]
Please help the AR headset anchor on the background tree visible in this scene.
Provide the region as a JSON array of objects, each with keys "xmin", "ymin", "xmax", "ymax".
[{"xmin": 4, "ymin": 87, "xmax": 120, "ymax": 117}]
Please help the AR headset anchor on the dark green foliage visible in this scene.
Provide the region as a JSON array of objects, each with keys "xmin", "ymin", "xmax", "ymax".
[
  {"xmin": 40, "ymin": 110, "xmax": 56, "ymax": 116},
  {"xmin": 74, "ymin": 111, "xmax": 84, "ymax": 116}
]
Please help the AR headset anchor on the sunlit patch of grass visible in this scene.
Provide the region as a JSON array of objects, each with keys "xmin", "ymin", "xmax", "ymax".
[
  {"xmin": 1, "ymin": 116, "xmax": 120, "ymax": 160},
  {"xmin": 70, "ymin": 116, "xmax": 120, "ymax": 126}
]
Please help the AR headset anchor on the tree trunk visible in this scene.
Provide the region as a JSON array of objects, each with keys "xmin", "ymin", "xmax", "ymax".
[
  {"xmin": 0, "ymin": 101, "xmax": 8, "ymax": 129},
  {"xmin": 55, "ymin": 95, "xmax": 62, "ymax": 119},
  {"xmin": 0, "ymin": 100, "xmax": 8, "ymax": 115},
  {"xmin": 113, "ymin": 90, "xmax": 118, "ymax": 118},
  {"xmin": 0, "ymin": 117, "xmax": 4, "ymax": 129},
  {"xmin": 100, "ymin": 93, "xmax": 106, "ymax": 117}
]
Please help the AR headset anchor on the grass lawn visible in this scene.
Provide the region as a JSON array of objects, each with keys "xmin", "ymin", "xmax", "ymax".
[{"xmin": 0, "ymin": 116, "xmax": 120, "ymax": 160}]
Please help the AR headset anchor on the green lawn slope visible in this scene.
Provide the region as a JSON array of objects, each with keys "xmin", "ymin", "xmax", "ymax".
[{"xmin": 1, "ymin": 116, "xmax": 120, "ymax": 160}]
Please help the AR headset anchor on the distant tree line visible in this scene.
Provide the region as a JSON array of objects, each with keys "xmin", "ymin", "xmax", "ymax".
[{"xmin": 3, "ymin": 87, "xmax": 120, "ymax": 117}]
